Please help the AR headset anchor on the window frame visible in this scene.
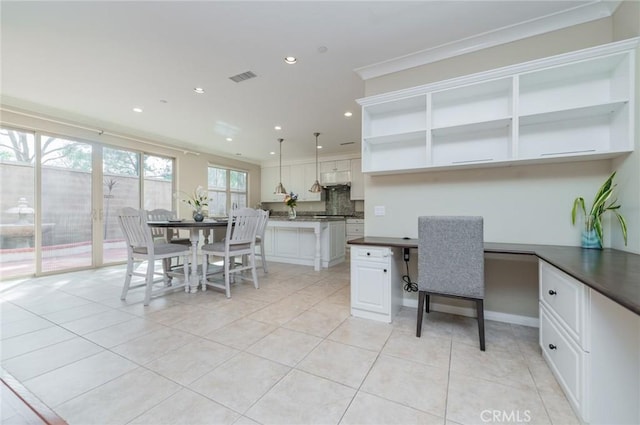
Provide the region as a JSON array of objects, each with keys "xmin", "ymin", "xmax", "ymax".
[{"xmin": 207, "ymin": 165, "xmax": 248, "ymax": 216}]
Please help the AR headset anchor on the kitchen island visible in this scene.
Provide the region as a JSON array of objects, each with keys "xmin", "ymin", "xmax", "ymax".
[{"xmin": 263, "ymin": 217, "xmax": 346, "ymax": 271}]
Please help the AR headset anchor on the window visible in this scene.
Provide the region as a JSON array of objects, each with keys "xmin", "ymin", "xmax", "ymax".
[{"xmin": 207, "ymin": 166, "xmax": 247, "ymax": 216}]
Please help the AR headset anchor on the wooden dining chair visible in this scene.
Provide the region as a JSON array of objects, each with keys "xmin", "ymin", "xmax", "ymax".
[
  {"xmin": 201, "ymin": 207, "xmax": 260, "ymax": 298},
  {"xmin": 118, "ymin": 207, "xmax": 191, "ymax": 305},
  {"xmin": 255, "ymin": 209, "xmax": 270, "ymax": 273}
]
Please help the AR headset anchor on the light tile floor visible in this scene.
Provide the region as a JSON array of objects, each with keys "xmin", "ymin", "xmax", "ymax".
[{"xmin": 0, "ymin": 260, "xmax": 580, "ymax": 425}]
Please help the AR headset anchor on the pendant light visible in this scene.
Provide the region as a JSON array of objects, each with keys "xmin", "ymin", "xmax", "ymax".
[
  {"xmin": 309, "ymin": 132, "xmax": 322, "ymax": 193},
  {"xmin": 274, "ymin": 138, "xmax": 287, "ymax": 195}
]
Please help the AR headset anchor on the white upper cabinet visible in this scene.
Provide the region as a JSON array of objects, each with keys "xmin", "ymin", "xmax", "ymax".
[
  {"xmin": 320, "ymin": 159, "xmax": 351, "ymax": 185},
  {"xmin": 290, "ymin": 163, "xmax": 323, "ymax": 202},
  {"xmin": 358, "ymin": 38, "xmax": 638, "ymax": 174},
  {"xmin": 260, "ymin": 165, "xmax": 290, "ymax": 202},
  {"xmin": 350, "ymin": 158, "xmax": 364, "ymax": 200}
]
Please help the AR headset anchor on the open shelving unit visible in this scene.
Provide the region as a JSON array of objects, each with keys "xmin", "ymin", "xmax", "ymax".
[{"xmin": 357, "ymin": 38, "xmax": 637, "ymax": 175}]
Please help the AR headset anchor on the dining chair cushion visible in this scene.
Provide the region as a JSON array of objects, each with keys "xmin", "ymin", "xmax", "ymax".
[
  {"xmin": 202, "ymin": 241, "xmax": 251, "ymax": 253},
  {"xmin": 133, "ymin": 243, "xmax": 194, "ymax": 256}
]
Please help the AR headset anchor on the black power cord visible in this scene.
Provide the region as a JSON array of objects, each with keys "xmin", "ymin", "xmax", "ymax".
[{"xmin": 402, "ymin": 248, "xmax": 418, "ymax": 292}]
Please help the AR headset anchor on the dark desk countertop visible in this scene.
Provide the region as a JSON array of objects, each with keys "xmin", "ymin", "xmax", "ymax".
[{"xmin": 348, "ymin": 237, "xmax": 640, "ymax": 316}]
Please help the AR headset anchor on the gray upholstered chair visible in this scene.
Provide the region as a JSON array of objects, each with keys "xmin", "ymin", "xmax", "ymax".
[{"xmin": 416, "ymin": 216, "xmax": 485, "ymax": 351}]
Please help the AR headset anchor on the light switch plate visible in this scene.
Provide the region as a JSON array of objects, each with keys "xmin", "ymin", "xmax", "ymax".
[{"xmin": 374, "ymin": 206, "xmax": 385, "ymax": 216}]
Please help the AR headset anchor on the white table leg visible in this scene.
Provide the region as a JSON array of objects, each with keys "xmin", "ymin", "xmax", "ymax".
[{"xmin": 188, "ymin": 228, "xmax": 200, "ymax": 293}]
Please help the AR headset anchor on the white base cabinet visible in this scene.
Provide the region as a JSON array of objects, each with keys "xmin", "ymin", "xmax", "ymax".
[
  {"xmin": 263, "ymin": 220, "xmax": 345, "ymax": 271},
  {"xmin": 539, "ymin": 260, "xmax": 640, "ymax": 424},
  {"xmin": 350, "ymin": 245, "xmax": 403, "ymax": 323}
]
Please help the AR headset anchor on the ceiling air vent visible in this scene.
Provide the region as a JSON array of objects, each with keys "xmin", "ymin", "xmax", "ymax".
[{"xmin": 229, "ymin": 71, "xmax": 257, "ymax": 83}]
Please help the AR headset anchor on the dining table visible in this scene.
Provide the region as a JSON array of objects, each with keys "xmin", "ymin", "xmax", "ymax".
[{"xmin": 147, "ymin": 219, "xmax": 228, "ymax": 293}]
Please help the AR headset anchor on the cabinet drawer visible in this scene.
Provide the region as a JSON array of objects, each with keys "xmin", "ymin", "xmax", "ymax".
[
  {"xmin": 346, "ymin": 219, "xmax": 364, "ymax": 224},
  {"xmin": 539, "ymin": 261, "xmax": 589, "ymax": 349},
  {"xmin": 346, "ymin": 223, "xmax": 364, "ymax": 234},
  {"xmin": 352, "ymin": 246, "xmax": 391, "ymax": 262},
  {"xmin": 540, "ymin": 305, "xmax": 585, "ymax": 413}
]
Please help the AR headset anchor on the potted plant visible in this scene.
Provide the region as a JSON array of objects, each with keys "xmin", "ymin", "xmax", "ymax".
[{"xmin": 571, "ymin": 171, "xmax": 627, "ymax": 249}]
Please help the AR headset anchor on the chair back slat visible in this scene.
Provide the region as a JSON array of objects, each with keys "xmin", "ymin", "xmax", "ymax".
[
  {"xmin": 146, "ymin": 209, "xmax": 175, "ymax": 241},
  {"xmin": 118, "ymin": 207, "xmax": 154, "ymax": 252},
  {"xmin": 227, "ymin": 207, "xmax": 259, "ymax": 246},
  {"xmin": 256, "ymin": 209, "xmax": 270, "ymax": 240}
]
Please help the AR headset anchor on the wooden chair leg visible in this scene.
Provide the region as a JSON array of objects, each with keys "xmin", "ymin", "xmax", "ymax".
[
  {"xmin": 144, "ymin": 260, "xmax": 154, "ymax": 306},
  {"xmin": 224, "ymin": 255, "xmax": 231, "ymax": 298},
  {"xmin": 121, "ymin": 255, "xmax": 134, "ymax": 300},
  {"xmin": 477, "ymin": 299, "xmax": 485, "ymax": 351},
  {"xmin": 416, "ymin": 291, "xmax": 425, "ymax": 337}
]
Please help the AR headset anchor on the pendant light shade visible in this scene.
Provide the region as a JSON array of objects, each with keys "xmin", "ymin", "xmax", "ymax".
[
  {"xmin": 309, "ymin": 132, "xmax": 322, "ymax": 193},
  {"xmin": 274, "ymin": 138, "xmax": 287, "ymax": 195}
]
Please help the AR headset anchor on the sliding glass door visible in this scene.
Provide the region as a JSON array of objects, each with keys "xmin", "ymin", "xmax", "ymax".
[
  {"xmin": 40, "ymin": 135, "xmax": 94, "ymax": 273},
  {"xmin": 0, "ymin": 125, "xmax": 176, "ymax": 280},
  {"xmin": 0, "ymin": 128, "xmax": 36, "ymax": 278},
  {"xmin": 102, "ymin": 147, "xmax": 140, "ymax": 264}
]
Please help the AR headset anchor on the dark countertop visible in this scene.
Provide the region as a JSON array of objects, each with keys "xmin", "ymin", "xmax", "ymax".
[
  {"xmin": 269, "ymin": 216, "xmax": 346, "ymax": 222},
  {"xmin": 348, "ymin": 237, "xmax": 640, "ymax": 316}
]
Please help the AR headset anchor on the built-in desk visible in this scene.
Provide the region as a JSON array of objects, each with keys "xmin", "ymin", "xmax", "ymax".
[
  {"xmin": 349, "ymin": 237, "xmax": 640, "ymax": 315},
  {"xmin": 349, "ymin": 237, "xmax": 640, "ymax": 425}
]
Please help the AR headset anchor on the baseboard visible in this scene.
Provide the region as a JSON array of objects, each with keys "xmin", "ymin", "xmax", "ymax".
[{"xmin": 402, "ymin": 298, "xmax": 539, "ymax": 327}]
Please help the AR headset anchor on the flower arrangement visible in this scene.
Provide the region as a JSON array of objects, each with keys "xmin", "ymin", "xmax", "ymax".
[
  {"xmin": 284, "ymin": 192, "xmax": 298, "ymax": 208},
  {"xmin": 180, "ymin": 185, "xmax": 209, "ymax": 212}
]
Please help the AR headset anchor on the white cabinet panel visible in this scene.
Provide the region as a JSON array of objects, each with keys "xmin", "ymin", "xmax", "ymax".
[
  {"xmin": 350, "ymin": 159, "xmax": 364, "ymax": 200},
  {"xmin": 261, "ymin": 166, "xmax": 290, "ymax": 202},
  {"xmin": 290, "ymin": 163, "xmax": 323, "ymax": 202},
  {"xmin": 358, "ymin": 39, "xmax": 637, "ymax": 174},
  {"xmin": 350, "ymin": 245, "xmax": 403, "ymax": 323},
  {"xmin": 539, "ymin": 260, "xmax": 640, "ymax": 425},
  {"xmin": 264, "ymin": 220, "xmax": 345, "ymax": 270}
]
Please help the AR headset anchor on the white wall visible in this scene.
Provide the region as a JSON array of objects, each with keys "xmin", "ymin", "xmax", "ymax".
[
  {"xmin": 361, "ymin": 14, "xmax": 640, "ymax": 321},
  {"xmin": 612, "ymin": 1, "xmax": 640, "ymax": 252}
]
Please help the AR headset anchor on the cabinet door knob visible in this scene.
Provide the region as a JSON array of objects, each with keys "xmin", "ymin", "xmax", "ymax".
[
  {"xmin": 548, "ymin": 290, "xmax": 557, "ymax": 295},
  {"xmin": 548, "ymin": 344, "xmax": 557, "ymax": 350},
  {"xmin": 366, "ymin": 252, "xmax": 370, "ymax": 256},
  {"xmin": 383, "ymin": 269, "xmax": 387, "ymax": 273}
]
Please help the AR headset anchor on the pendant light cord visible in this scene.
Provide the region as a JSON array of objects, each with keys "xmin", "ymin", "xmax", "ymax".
[
  {"xmin": 314, "ymin": 132, "xmax": 320, "ymax": 181},
  {"xmin": 278, "ymin": 138, "xmax": 283, "ymax": 183}
]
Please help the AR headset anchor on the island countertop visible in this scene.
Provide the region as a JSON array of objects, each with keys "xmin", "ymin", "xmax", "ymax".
[{"xmin": 269, "ymin": 216, "xmax": 346, "ymax": 222}]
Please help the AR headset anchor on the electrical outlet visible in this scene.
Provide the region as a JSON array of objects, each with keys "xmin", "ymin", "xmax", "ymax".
[
  {"xmin": 403, "ymin": 248, "xmax": 410, "ymax": 261},
  {"xmin": 374, "ymin": 206, "xmax": 385, "ymax": 216}
]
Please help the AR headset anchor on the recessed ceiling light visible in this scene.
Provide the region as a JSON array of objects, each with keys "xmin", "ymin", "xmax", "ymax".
[
  {"xmin": 318, "ymin": 46, "xmax": 328, "ymax": 54},
  {"xmin": 269, "ymin": 151, "xmax": 275, "ymax": 155},
  {"xmin": 317, "ymin": 146, "xmax": 323, "ymax": 149},
  {"xmin": 226, "ymin": 137, "xmax": 233, "ymax": 142},
  {"xmin": 344, "ymin": 111, "xmax": 353, "ymax": 117},
  {"xmin": 133, "ymin": 107, "xmax": 143, "ymax": 113},
  {"xmin": 194, "ymin": 87, "xmax": 205, "ymax": 94},
  {"xmin": 284, "ymin": 56, "xmax": 297, "ymax": 65},
  {"xmin": 274, "ymin": 126, "xmax": 282, "ymax": 131}
]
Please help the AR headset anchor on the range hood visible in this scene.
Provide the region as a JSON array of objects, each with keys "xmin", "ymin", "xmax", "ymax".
[{"xmin": 320, "ymin": 170, "xmax": 351, "ymax": 186}]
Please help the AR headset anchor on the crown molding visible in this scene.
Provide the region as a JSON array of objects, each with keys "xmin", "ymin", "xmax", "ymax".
[{"xmin": 354, "ymin": 1, "xmax": 621, "ymax": 81}]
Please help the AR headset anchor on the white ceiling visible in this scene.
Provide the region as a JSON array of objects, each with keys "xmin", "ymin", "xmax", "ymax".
[{"xmin": 0, "ymin": 1, "xmax": 618, "ymax": 165}]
